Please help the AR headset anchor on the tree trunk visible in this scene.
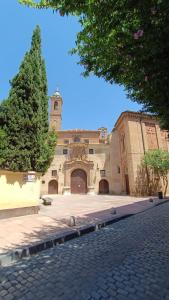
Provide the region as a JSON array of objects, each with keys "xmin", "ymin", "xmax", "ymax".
[{"xmin": 164, "ymin": 175, "xmax": 168, "ymax": 197}]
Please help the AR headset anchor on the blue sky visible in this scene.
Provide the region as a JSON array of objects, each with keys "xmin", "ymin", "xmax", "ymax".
[{"xmin": 0, "ymin": 1, "xmax": 142, "ymax": 131}]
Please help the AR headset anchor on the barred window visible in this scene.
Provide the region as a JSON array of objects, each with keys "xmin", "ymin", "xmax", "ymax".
[
  {"xmin": 64, "ymin": 139, "xmax": 69, "ymax": 144},
  {"xmin": 74, "ymin": 136, "xmax": 80, "ymax": 143},
  {"xmin": 51, "ymin": 170, "xmax": 57, "ymax": 177},
  {"xmin": 89, "ymin": 149, "xmax": 94, "ymax": 154},
  {"xmin": 100, "ymin": 170, "xmax": 106, "ymax": 177}
]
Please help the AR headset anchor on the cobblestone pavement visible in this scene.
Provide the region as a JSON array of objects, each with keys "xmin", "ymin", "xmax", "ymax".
[{"xmin": 1, "ymin": 202, "xmax": 169, "ymax": 300}]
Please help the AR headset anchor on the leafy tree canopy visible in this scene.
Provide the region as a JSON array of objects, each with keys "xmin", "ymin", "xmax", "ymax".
[
  {"xmin": 143, "ymin": 149, "xmax": 169, "ymax": 196},
  {"xmin": 0, "ymin": 26, "xmax": 56, "ymax": 173},
  {"xmin": 20, "ymin": 0, "xmax": 169, "ymax": 129}
]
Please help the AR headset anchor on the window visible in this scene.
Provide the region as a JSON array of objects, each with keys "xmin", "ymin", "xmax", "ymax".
[
  {"xmin": 51, "ymin": 170, "xmax": 57, "ymax": 177},
  {"xmin": 84, "ymin": 139, "xmax": 89, "ymax": 144},
  {"xmin": 64, "ymin": 139, "xmax": 69, "ymax": 144},
  {"xmin": 74, "ymin": 136, "xmax": 81, "ymax": 143},
  {"xmin": 89, "ymin": 149, "xmax": 94, "ymax": 154},
  {"xmin": 41, "ymin": 180, "xmax": 45, "ymax": 184},
  {"xmin": 54, "ymin": 101, "xmax": 58, "ymax": 111},
  {"xmin": 117, "ymin": 166, "xmax": 120, "ymax": 174},
  {"xmin": 63, "ymin": 149, "xmax": 68, "ymax": 155},
  {"xmin": 100, "ymin": 170, "xmax": 106, "ymax": 177}
]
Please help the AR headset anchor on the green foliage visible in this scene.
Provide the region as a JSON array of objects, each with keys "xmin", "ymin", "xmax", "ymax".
[
  {"xmin": 143, "ymin": 150, "xmax": 169, "ymax": 174},
  {"xmin": 19, "ymin": 0, "xmax": 169, "ymax": 129},
  {"xmin": 143, "ymin": 149, "xmax": 169, "ymax": 195},
  {"xmin": 0, "ymin": 26, "xmax": 56, "ymax": 173},
  {"xmin": 0, "ymin": 129, "xmax": 8, "ymax": 165}
]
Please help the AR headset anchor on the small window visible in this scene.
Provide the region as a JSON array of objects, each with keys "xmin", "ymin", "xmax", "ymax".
[
  {"xmin": 100, "ymin": 170, "xmax": 106, "ymax": 177},
  {"xmin": 84, "ymin": 139, "xmax": 89, "ymax": 144},
  {"xmin": 117, "ymin": 166, "xmax": 120, "ymax": 174},
  {"xmin": 64, "ymin": 139, "xmax": 69, "ymax": 144},
  {"xmin": 51, "ymin": 170, "xmax": 57, "ymax": 177},
  {"xmin": 89, "ymin": 149, "xmax": 94, "ymax": 154},
  {"xmin": 74, "ymin": 136, "xmax": 80, "ymax": 143},
  {"xmin": 41, "ymin": 180, "xmax": 45, "ymax": 184},
  {"xmin": 63, "ymin": 149, "xmax": 68, "ymax": 155}
]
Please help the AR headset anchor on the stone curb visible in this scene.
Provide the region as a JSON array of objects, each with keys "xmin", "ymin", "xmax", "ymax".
[{"xmin": 0, "ymin": 198, "xmax": 168, "ymax": 266}]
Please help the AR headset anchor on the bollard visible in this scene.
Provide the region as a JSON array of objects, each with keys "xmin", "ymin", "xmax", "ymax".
[
  {"xmin": 68, "ymin": 216, "xmax": 76, "ymax": 227},
  {"xmin": 111, "ymin": 208, "xmax": 116, "ymax": 215}
]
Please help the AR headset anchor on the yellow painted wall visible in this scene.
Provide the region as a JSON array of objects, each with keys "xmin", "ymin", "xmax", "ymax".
[{"xmin": 0, "ymin": 170, "xmax": 41, "ymax": 210}]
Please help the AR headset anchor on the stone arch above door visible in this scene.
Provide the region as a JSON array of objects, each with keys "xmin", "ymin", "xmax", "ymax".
[
  {"xmin": 71, "ymin": 169, "xmax": 87, "ymax": 194},
  {"xmin": 48, "ymin": 180, "xmax": 58, "ymax": 194},
  {"xmin": 64, "ymin": 160, "xmax": 94, "ymax": 188},
  {"xmin": 99, "ymin": 179, "xmax": 109, "ymax": 194}
]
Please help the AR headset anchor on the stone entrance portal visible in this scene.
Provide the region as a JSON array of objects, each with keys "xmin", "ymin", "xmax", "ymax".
[
  {"xmin": 48, "ymin": 180, "xmax": 58, "ymax": 194},
  {"xmin": 99, "ymin": 179, "xmax": 109, "ymax": 194},
  {"xmin": 71, "ymin": 169, "xmax": 87, "ymax": 194}
]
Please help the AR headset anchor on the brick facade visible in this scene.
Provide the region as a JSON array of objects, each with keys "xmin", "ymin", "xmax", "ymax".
[{"xmin": 41, "ymin": 92, "xmax": 169, "ymax": 196}]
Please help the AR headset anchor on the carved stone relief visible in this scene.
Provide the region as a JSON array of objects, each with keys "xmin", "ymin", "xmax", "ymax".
[
  {"xmin": 68, "ymin": 143, "xmax": 88, "ymax": 161},
  {"xmin": 145, "ymin": 123, "xmax": 158, "ymax": 150}
]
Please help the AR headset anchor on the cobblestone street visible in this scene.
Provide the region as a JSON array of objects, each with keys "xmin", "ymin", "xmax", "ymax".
[{"xmin": 1, "ymin": 202, "xmax": 169, "ymax": 300}]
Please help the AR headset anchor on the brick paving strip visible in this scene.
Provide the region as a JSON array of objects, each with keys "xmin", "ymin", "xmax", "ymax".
[{"xmin": 0, "ymin": 195, "xmax": 168, "ymax": 266}]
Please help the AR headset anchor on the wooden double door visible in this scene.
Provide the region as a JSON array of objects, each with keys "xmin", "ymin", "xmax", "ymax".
[{"xmin": 71, "ymin": 169, "xmax": 87, "ymax": 194}]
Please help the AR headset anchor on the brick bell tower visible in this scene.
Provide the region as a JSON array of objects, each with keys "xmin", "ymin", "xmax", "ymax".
[{"xmin": 50, "ymin": 89, "xmax": 63, "ymax": 131}]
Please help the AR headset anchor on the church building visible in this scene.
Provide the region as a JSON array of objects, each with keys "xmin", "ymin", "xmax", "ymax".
[{"xmin": 41, "ymin": 90, "xmax": 169, "ymax": 196}]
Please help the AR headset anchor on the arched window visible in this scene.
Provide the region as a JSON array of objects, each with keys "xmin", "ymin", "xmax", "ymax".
[{"xmin": 54, "ymin": 101, "xmax": 58, "ymax": 111}]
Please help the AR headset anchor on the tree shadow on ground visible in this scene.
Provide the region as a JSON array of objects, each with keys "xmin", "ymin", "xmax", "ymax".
[{"xmin": 0, "ymin": 197, "xmax": 156, "ymax": 255}]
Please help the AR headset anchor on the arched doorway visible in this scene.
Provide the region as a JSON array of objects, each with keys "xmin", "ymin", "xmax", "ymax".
[
  {"xmin": 71, "ymin": 169, "xmax": 87, "ymax": 194},
  {"xmin": 99, "ymin": 179, "xmax": 109, "ymax": 194},
  {"xmin": 48, "ymin": 180, "xmax": 58, "ymax": 194}
]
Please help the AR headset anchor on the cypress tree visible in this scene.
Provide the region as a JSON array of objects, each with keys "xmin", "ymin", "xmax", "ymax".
[{"xmin": 0, "ymin": 26, "xmax": 56, "ymax": 173}]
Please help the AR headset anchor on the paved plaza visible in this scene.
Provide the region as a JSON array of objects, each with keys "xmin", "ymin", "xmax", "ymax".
[
  {"xmin": 40, "ymin": 194, "xmax": 152, "ymax": 219},
  {"xmin": 0, "ymin": 195, "xmax": 155, "ymax": 253},
  {"xmin": 1, "ymin": 202, "xmax": 169, "ymax": 300}
]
